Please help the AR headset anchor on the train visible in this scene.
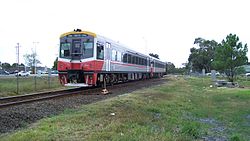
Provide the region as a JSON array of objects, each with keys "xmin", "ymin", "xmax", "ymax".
[{"xmin": 57, "ymin": 29, "xmax": 166, "ymax": 87}]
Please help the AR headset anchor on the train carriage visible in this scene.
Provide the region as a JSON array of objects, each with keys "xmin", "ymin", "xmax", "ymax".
[{"xmin": 58, "ymin": 29, "xmax": 166, "ymax": 87}]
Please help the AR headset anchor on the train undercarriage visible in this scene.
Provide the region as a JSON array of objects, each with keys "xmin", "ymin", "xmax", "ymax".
[{"xmin": 59, "ymin": 70, "xmax": 163, "ymax": 87}]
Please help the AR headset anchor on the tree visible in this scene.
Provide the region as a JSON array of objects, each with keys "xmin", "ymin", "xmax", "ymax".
[
  {"xmin": 149, "ymin": 53, "xmax": 159, "ymax": 59},
  {"xmin": 23, "ymin": 50, "xmax": 41, "ymax": 74},
  {"xmin": 165, "ymin": 62, "xmax": 187, "ymax": 74},
  {"xmin": 12, "ymin": 63, "xmax": 25, "ymax": 67},
  {"xmin": 1, "ymin": 62, "xmax": 11, "ymax": 69},
  {"xmin": 174, "ymin": 67, "xmax": 187, "ymax": 74},
  {"xmin": 212, "ymin": 33, "xmax": 248, "ymax": 82},
  {"xmin": 166, "ymin": 62, "xmax": 175, "ymax": 74},
  {"xmin": 188, "ymin": 38, "xmax": 218, "ymax": 73},
  {"xmin": 52, "ymin": 57, "xmax": 58, "ymax": 70}
]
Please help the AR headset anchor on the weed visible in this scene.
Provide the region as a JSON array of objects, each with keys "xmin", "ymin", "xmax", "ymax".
[
  {"xmin": 181, "ymin": 121, "xmax": 201, "ymax": 139},
  {"xmin": 230, "ymin": 134, "xmax": 241, "ymax": 141}
]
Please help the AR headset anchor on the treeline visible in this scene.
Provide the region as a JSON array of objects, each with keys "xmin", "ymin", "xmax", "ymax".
[
  {"xmin": 165, "ymin": 62, "xmax": 186, "ymax": 74},
  {"xmin": 165, "ymin": 33, "xmax": 248, "ymax": 82},
  {"xmin": 187, "ymin": 33, "xmax": 248, "ymax": 82},
  {"xmin": 0, "ymin": 62, "xmax": 25, "ymax": 70}
]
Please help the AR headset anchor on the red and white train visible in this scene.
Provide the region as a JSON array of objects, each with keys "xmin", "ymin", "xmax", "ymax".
[{"xmin": 58, "ymin": 29, "xmax": 166, "ymax": 87}]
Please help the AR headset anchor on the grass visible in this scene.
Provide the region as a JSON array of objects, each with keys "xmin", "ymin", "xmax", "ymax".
[
  {"xmin": 0, "ymin": 76, "xmax": 64, "ymax": 97},
  {"xmin": 1, "ymin": 76, "xmax": 250, "ymax": 140}
]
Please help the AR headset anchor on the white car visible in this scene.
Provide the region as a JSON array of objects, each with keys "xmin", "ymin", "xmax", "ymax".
[
  {"xmin": 16, "ymin": 71, "xmax": 30, "ymax": 76},
  {"xmin": 246, "ymin": 73, "xmax": 250, "ymax": 77},
  {"xmin": 206, "ymin": 72, "xmax": 220, "ymax": 76}
]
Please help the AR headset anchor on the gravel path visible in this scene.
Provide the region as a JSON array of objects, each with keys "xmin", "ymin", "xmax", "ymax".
[{"xmin": 0, "ymin": 78, "xmax": 166, "ymax": 134}]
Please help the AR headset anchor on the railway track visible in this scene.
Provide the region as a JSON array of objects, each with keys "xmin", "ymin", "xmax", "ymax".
[
  {"xmin": 0, "ymin": 78, "xmax": 163, "ymax": 109},
  {"xmin": 0, "ymin": 87, "xmax": 103, "ymax": 108}
]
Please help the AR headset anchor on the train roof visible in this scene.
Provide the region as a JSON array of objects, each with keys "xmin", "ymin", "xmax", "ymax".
[{"xmin": 60, "ymin": 30, "xmax": 97, "ymax": 38}]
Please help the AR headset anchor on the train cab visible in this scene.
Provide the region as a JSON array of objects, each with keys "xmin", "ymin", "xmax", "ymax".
[{"xmin": 58, "ymin": 29, "xmax": 102, "ymax": 86}]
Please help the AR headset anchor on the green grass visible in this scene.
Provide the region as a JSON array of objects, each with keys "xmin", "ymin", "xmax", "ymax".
[
  {"xmin": 236, "ymin": 76, "xmax": 250, "ymax": 88},
  {"xmin": 1, "ymin": 76, "xmax": 250, "ymax": 140},
  {"xmin": 0, "ymin": 76, "xmax": 64, "ymax": 97}
]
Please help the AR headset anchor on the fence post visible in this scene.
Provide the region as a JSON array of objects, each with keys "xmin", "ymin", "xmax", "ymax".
[{"xmin": 48, "ymin": 69, "xmax": 51, "ymax": 88}]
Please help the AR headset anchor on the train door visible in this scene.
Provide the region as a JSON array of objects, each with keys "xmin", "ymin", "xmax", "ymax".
[
  {"xmin": 146, "ymin": 57, "xmax": 150, "ymax": 72},
  {"xmin": 71, "ymin": 39, "xmax": 82, "ymax": 60},
  {"xmin": 150, "ymin": 59, "xmax": 154, "ymax": 77},
  {"xmin": 105, "ymin": 42, "xmax": 111, "ymax": 71}
]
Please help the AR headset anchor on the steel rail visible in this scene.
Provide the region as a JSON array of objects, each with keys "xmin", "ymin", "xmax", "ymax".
[{"xmin": 0, "ymin": 87, "xmax": 102, "ymax": 108}]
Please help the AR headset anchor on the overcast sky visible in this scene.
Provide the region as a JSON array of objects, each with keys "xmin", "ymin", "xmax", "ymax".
[{"xmin": 0, "ymin": 0, "xmax": 249, "ymax": 68}]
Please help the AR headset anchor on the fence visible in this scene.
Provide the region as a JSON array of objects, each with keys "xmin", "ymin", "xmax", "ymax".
[{"xmin": 0, "ymin": 74, "xmax": 63, "ymax": 97}]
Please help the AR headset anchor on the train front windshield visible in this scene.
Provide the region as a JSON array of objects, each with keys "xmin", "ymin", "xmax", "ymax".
[{"xmin": 60, "ymin": 34, "xmax": 94, "ymax": 60}]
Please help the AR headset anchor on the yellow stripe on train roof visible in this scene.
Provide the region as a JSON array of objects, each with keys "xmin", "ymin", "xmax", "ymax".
[{"xmin": 60, "ymin": 30, "xmax": 97, "ymax": 38}]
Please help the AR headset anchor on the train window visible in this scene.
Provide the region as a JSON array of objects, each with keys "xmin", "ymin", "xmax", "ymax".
[
  {"xmin": 117, "ymin": 51, "xmax": 121, "ymax": 62},
  {"xmin": 139, "ymin": 58, "xmax": 143, "ymax": 65},
  {"xmin": 74, "ymin": 42, "xmax": 81, "ymax": 48},
  {"xmin": 97, "ymin": 43, "xmax": 104, "ymax": 60},
  {"xmin": 83, "ymin": 40, "xmax": 93, "ymax": 58},
  {"xmin": 60, "ymin": 43, "xmax": 71, "ymax": 58},
  {"xmin": 136, "ymin": 57, "xmax": 139, "ymax": 65},
  {"xmin": 123, "ymin": 53, "xmax": 128, "ymax": 63},
  {"xmin": 151, "ymin": 61, "xmax": 154, "ymax": 67},
  {"xmin": 159, "ymin": 63, "xmax": 164, "ymax": 68},
  {"xmin": 131, "ymin": 56, "xmax": 135, "ymax": 64},
  {"xmin": 128, "ymin": 54, "xmax": 132, "ymax": 63},
  {"xmin": 112, "ymin": 50, "xmax": 117, "ymax": 61}
]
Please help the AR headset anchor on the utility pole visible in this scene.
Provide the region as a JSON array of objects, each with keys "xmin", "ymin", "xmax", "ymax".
[
  {"xmin": 16, "ymin": 43, "xmax": 20, "ymax": 94},
  {"xmin": 33, "ymin": 42, "xmax": 39, "ymax": 91},
  {"xmin": 33, "ymin": 42, "xmax": 39, "ymax": 74}
]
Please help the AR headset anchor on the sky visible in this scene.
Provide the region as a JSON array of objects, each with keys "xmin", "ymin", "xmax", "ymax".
[{"xmin": 0, "ymin": 0, "xmax": 250, "ymax": 68}]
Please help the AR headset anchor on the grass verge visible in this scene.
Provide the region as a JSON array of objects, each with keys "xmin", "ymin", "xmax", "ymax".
[
  {"xmin": 1, "ymin": 76, "xmax": 250, "ymax": 140},
  {"xmin": 0, "ymin": 76, "xmax": 64, "ymax": 97}
]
